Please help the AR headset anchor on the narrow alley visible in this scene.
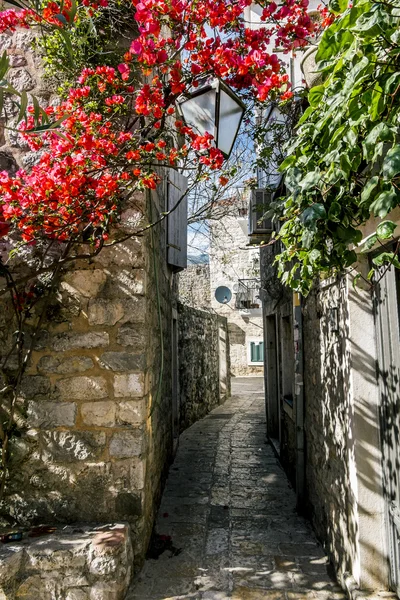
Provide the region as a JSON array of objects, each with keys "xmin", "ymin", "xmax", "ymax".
[{"xmin": 128, "ymin": 378, "xmax": 345, "ymax": 600}]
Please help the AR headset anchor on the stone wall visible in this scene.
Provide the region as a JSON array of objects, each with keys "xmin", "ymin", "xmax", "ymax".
[
  {"xmin": 1, "ymin": 189, "xmax": 175, "ymax": 570},
  {"xmin": 178, "ymin": 263, "xmax": 211, "ymax": 310},
  {"xmin": 0, "ymin": 27, "xmax": 56, "ymax": 172},
  {"xmin": 302, "ymin": 278, "xmax": 358, "ymax": 580},
  {"xmin": 0, "ymin": 523, "xmax": 133, "ymax": 599},
  {"xmin": 177, "ymin": 303, "xmax": 230, "ymax": 431},
  {"xmin": 0, "ymin": 27, "xmax": 177, "ymax": 574}
]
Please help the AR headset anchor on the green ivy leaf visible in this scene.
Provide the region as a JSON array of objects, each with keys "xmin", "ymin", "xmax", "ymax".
[
  {"xmin": 315, "ymin": 29, "xmax": 354, "ymax": 64},
  {"xmin": 376, "ymin": 220, "xmax": 397, "ymax": 239},
  {"xmin": 363, "ymin": 123, "xmax": 394, "ymax": 160},
  {"xmin": 382, "ymin": 145, "xmax": 400, "ymax": 179},
  {"xmin": 336, "ymin": 224, "xmax": 363, "ymax": 243},
  {"xmin": 279, "ymin": 155, "xmax": 296, "ymax": 171},
  {"xmin": 354, "ymin": 9, "xmax": 381, "ymax": 34},
  {"xmin": 330, "ymin": 0, "xmax": 348, "ymax": 14},
  {"xmin": 360, "ymin": 176, "xmax": 379, "ymax": 204},
  {"xmin": 328, "ymin": 201, "xmax": 342, "ymax": 222},
  {"xmin": 308, "ymin": 249, "xmax": 321, "ymax": 264},
  {"xmin": 300, "ymin": 203, "xmax": 327, "ymax": 226},
  {"xmin": 370, "ymin": 188, "xmax": 397, "ymax": 217},
  {"xmin": 385, "ymin": 72, "xmax": 400, "ymax": 94},
  {"xmin": 370, "ymin": 84, "xmax": 385, "ymax": 121},
  {"xmin": 300, "ymin": 170, "xmax": 321, "ymax": 191},
  {"xmin": 308, "ymin": 85, "xmax": 325, "ymax": 108},
  {"xmin": 372, "ymin": 252, "xmax": 400, "ymax": 268},
  {"xmin": 360, "ymin": 233, "xmax": 378, "ymax": 252},
  {"xmin": 301, "ymin": 229, "xmax": 314, "ymax": 249}
]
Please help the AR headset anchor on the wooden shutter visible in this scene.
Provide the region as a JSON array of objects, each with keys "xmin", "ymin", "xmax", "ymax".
[
  {"xmin": 167, "ymin": 171, "xmax": 188, "ymax": 272},
  {"xmin": 249, "ymin": 189, "xmax": 273, "ymax": 235}
]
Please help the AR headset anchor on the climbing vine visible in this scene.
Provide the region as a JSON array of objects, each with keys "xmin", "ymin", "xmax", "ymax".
[{"xmin": 275, "ymin": 0, "xmax": 400, "ymax": 294}]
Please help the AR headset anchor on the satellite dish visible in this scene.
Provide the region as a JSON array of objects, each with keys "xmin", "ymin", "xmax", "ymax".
[
  {"xmin": 232, "ymin": 283, "xmax": 238, "ymax": 293},
  {"xmin": 215, "ymin": 286, "xmax": 232, "ymax": 304}
]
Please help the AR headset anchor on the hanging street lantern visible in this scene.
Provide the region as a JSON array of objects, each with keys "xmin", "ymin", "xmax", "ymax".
[{"xmin": 177, "ymin": 78, "xmax": 246, "ymax": 160}]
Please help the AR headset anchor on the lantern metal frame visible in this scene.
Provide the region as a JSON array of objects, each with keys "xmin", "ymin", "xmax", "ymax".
[{"xmin": 177, "ymin": 78, "xmax": 246, "ymax": 160}]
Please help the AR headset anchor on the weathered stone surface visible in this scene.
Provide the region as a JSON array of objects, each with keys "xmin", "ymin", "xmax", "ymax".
[
  {"xmin": 81, "ymin": 401, "xmax": 116, "ymax": 427},
  {"xmin": 22, "ymin": 151, "xmax": 43, "ymax": 168},
  {"xmin": 109, "ymin": 432, "xmax": 142, "ymax": 458},
  {"xmin": 99, "ymin": 352, "xmax": 144, "ymax": 372},
  {"xmin": 28, "ymin": 401, "xmax": 76, "ymax": 427},
  {"xmin": 178, "ymin": 303, "xmax": 230, "ymax": 431},
  {"xmin": 93, "ymin": 239, "xmax": 144, "ymax": 268},
  {"xmin": 0, "ymin": 524, "xmax": 132, "ymax": 600},
  {"xmin": 88, "ymin": 300, "xmax": 124, "ymax": 326},
  {"xmin": 65, "ymin": 590, "xmax": 89, "ymax": 600},
  {"xmin": 42, "ymin": 430, "xmax": 106, "ymax": 462},
  {"xmin": 8, "ymin": 68, "xmax": 35, "ymax": 91},
  {"xmin": 102, "ymin": 269, "xmax": 145, "ymax": 298},
  {"xmin": 116, "ymin": 325, "xmax": 145, "ymax": 347},
  {"xmin": 112, "ymin": 459, "xmax": 145, "ymax": 490},
  {"xmin": 117, "ymin": 400, "xmax": 146, "ymax": 426},
  {"xmin": 38, "ymin": 355, "xmax": 94, "ymax": 375},
  {"xmin": 89, "ymin": 555, "xmax": 118, "ymax": 576},
  {"xmin": 56, "ymin": 376, "xmax": 108, "ymax": 401},
  {"xmin": 0, "ymin": 546, "xmax": 23, "ymax": 584},
  {"xmin": 0, "ymin": 152, "xmax": 18, "ymax": 175},
  {"xmin": 14, "ymin": 30, "xmax": 38, "ymax": 50},
  {"xmin": 15, "ymin": 575, "xmax": 55, "ymax": 599},
  {"xmin": 89, "ymin": 581, "xmax": 126, "ymax": 600},
  {"xmin": 53, "ymin": 332, "xmax": 109, "ymax": 352},
  {"xmin": 20, "ymin": 375, "xmax": 51, "ymax": 399},
  {"xmin": 8, "ymin": 54, "xmax": 27, "ymax": 67},
  {"xmin": 114, "ymin": 374, "xmax": 144, "ymax": 398},
  {"xmin": 63, "ymin": 270, "xmax": 107, "ymax": 298}
]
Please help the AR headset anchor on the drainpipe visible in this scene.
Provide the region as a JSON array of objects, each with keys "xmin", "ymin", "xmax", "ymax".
[{"xmin": 293, "ymin": 292, "xmax": 305, "ymax": 512}]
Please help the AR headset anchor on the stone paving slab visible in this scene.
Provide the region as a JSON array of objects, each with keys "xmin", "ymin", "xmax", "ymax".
[{"xmin": 127, "ymin": 378, "xmax": 346, "ymax": 600}]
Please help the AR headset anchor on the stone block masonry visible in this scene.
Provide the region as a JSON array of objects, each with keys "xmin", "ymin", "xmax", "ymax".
[
  {"xmin": 178, "ymin": 303, "xmax": 230, "ymax": 432},
  {"xmin": 0, "ymin": 191, "xmax": 177, "ymax": 578},
  {"xmin": 0, "ymin": 523, "xmax": 133, "ymax": 599},
  {"xmin": 0, "ymin": 25, "xmax": 177, "ymax": 572}
]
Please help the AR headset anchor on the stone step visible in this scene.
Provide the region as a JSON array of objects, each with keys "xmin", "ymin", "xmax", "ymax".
[{"xmin": 0, "ymin": 523, "xmax": 132, "ymax": 600}]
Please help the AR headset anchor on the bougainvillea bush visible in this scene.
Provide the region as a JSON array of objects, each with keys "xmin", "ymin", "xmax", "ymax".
[
  {"xmin": 0, "ymin": 0, "xmax": 316, "ymax": 248},
  {"xmin": 0, "ymin": 0, "xmax": 317, "ymax": 497}
]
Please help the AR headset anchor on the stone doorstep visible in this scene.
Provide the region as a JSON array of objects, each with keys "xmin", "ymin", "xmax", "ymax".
[
  {"xmin": 343, "ymin": 573, "xmax": 398, "ymax": 600},
  {"xmin": 0, "ymin": 522, "xmax": 133, "ymax": 600}
]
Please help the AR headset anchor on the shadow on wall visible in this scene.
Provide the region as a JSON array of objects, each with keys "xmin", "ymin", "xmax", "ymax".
[{"xmin": 302, "ymin": 277, "xmax": 390, "ymax": 590}]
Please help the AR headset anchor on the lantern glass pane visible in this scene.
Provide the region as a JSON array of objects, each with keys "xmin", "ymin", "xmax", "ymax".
[
  {"xmin": 217, "ymin": 89, "xmax": 244, "ymax": 156},
  {"xmin": 179, "ymin": 88, "xmax": 217, "ymax": 137}
]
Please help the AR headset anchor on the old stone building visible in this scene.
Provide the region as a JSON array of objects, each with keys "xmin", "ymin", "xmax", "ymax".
[
  {"xmin": 261, "ymin": 236, "xmax": 400, "ymax": 598},
  {"xmin": 245, "ymin": 0, "xmax": 400, "ymax": 593},
  {"xmin": 250, "ymin": 0, "xmax": 400, "ymax": 589},
  {"xmin": 209, "ymin": 209, "xmax": 264, "ymax": 377},
  {"xmin": 0, "ymin": 26, "xmax": 231, "ymax": 599},
  {"xmin": 179, "ymin": 206, "xmax": 264, "ymax": 377}
]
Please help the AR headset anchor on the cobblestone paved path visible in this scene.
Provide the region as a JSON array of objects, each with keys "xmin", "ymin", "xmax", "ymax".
[{"xmin": 128, "ymin": 378, "xmax": 346, "ymax": 600}]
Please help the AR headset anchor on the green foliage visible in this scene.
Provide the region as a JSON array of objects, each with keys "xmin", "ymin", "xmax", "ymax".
[
  {"xmin": 275, "ymin": 0, "xmax": 400, "ymax": 294},
  {"xmin": 36, "ymin": 0, "xmax": 136, "ymax": 92}
]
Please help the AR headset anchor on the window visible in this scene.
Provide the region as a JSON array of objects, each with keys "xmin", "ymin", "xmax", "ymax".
[{"xmin": 248, "ymin": 340, "xmax": 264, "ymax": 365}]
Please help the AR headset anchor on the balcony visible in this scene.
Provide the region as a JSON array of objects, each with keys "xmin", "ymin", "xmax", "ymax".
[{"xmin": 235, "ymin": 278, "xmax": 262, "ymax": 315}]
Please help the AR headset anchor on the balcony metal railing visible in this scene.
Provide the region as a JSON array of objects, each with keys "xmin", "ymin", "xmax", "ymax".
[{"xmin": 235, "ymin": 278, "xmax": 261, "ymax": 310}]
